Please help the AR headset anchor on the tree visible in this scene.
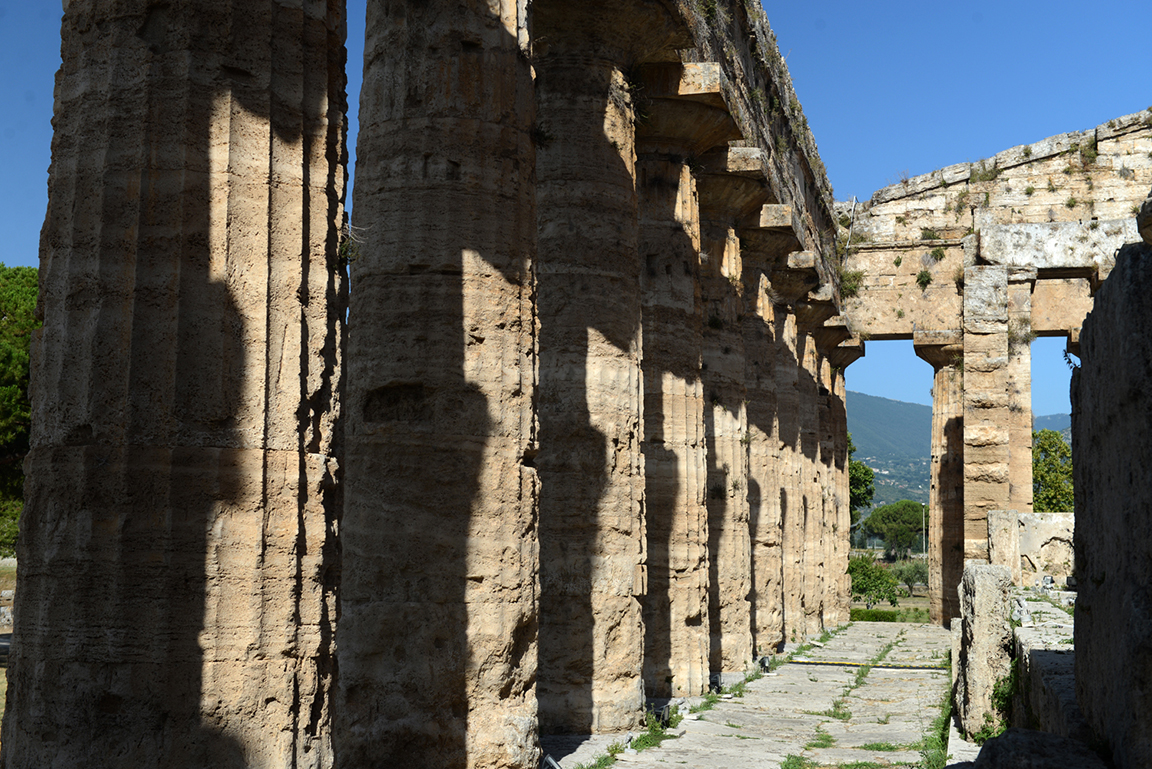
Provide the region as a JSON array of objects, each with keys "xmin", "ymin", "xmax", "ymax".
[
  {"xmin": 863, "ymin": 499, "xmax": 924, "ymax": 560},
  {"xmin": 848, "ymin": 433, "xmax": 874, "ymax": 529},
  {"xmin": 1032, "ymin": 429, "xmax": 1073, "ymax": 512},
  {"xmin": 847, "ymin": 554, "xmax": 900, "ymax": 609},
  {"xmin": 0, "ymin": 265, "xmax": 39, "ymax": 556},
  {"xmin": 890, "ymin": 559, "xmax": 929, "ymax": 597}
]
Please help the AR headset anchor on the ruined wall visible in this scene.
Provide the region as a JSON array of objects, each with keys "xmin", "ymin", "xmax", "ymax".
[
  {"xmin": 3, "ymin": 2, "xmax": 347, "ymax": 767},
  {"xmin": 841, "ymin": 114, "xmax": 1152, "ymax": 625},
  {"xmin": 1072, "ymin": 222, "xmax": 1152, "ymax": 769}
]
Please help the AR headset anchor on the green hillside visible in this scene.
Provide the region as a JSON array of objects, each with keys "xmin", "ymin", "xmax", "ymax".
[
  {"xmin": 846, "ymin": 391, "xmax": 932, "ymax": 509},
  {"xmin": 846, "ymin": 391, "xmax": 932, "ymax": 462}
]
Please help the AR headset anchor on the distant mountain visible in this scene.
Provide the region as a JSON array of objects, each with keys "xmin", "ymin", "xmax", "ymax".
[
  {"xmin": 845, "ymin": 391, "xmax": 932, "ymax": 462},
  {"xmin": 846, "ymin": 391, "xmax": 932, "ymax": 509},
  {"xmin": 1034, "ymin": 413, "xmax": 1071, "ymax": 444}
]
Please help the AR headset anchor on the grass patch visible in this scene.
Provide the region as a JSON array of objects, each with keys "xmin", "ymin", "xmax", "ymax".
[
  {"xmin": 781, "ymin": 755, "xmax": 815, "ymax": 769},
  {"xmin": 930, "ymin": 246, "xmax": 946, "ymax": 262},
  {"xmin": 859, "ymin": 742, "xmax": 901, "ymax": 751},
  {"xmin": 918, "ymin": 661, "xmax": 953, "ymax": 769},
  {"xmin": 920, "ymin": 228, "xmax": 940, "ymax": 241},
  {"xmin": 805, "ymin": 725, "xmax": 836, "ymax": 749}
]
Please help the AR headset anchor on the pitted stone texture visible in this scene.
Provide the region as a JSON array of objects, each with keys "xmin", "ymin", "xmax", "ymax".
[
  {"xmin": 339, "ymin": 2, "xmax": 539, "ymax": 767},
  {"xmin": 1138, "ymin": 188, "xmax": 1152, "ymax": 244},
  {"xmin": 972, "ymin": 728, "xmax": 1108, "ymax": 769},
  {"xmin": 955, "ymin": 563, "xmax": 1013, "ymax": 738},
  {"xmin": 1073, "ymin": 240, "xmax": 1152, "ymax": 769},
  {"xmin": 4, "ymin": 2, "xmax": 347, "ymax": 767}
]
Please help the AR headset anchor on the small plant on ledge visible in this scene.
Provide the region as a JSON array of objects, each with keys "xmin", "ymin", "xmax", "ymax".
[{"xmin": 916, "ymin": 270, "xmax": 933, "ymax": 290}]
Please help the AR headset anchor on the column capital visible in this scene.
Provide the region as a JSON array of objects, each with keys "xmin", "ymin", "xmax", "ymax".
[{"xmin": 914, "ymin": 329, "xmax": 964, "ymax": 369}]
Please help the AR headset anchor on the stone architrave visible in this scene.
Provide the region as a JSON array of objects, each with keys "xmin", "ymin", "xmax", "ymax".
[
  {"xmin": 338, "ymin": 2, "xmax": 540, "ymax": 767},
  {"xmin": 3, "ymin": 3, "xmax": 347, "ymax": 766}
]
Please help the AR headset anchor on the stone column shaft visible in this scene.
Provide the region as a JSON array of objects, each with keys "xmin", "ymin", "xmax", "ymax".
[
  {"xmin": 701, "ymin": 222, "xmax": 753, "ymax": 680},
  {"xmin": 638, "ymin": 155, "xmax": 709, "ymax": 699},
  {"xmin": 744, "ymin": 274, "xmax": 783, "ymax": 655},
  {"xmin": 917, "ymin": 337, "xmax": 965, "ymax": 624},
  {"xmin": 340, "ymin": 3, "xmax": 539, "ymax": 767},
  {"xmin": 533, "ymin": 0, "xmax": 690, "ymax": 730},
  {"xmin": 5, "ymin": 2, "xmax": 347, "ymax": 766}
]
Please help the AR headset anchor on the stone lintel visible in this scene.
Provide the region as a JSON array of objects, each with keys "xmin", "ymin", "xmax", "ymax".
[{"xmin": 979, "ymin": 220, "xmax": 1134, "ymax": 276}]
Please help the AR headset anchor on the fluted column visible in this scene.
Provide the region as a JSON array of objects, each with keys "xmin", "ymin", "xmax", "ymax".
[
  {"xmin": 916, "ymin": 332, "xmax": 965, "ymax": 625},
  {"xmin": 339, "ymin": 3, "xmax": 538, "ymax": 768},
  {"xmin": 533, "ymin": 0, "xmax": 689, "ymax": 734},
  {"xmin": 744, "ymin": 272, "xmax": 783, "ymax": 655},
  {"xmin": 4, "ymin": 3, "xmax": 346, "ymax": 767}
]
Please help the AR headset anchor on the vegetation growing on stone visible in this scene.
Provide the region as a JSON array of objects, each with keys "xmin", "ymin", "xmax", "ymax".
[{"xmin": 916, "ymin": 270, "xmax": 933, "ymax": 290}]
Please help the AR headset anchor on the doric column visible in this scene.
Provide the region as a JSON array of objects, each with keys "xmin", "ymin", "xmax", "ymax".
[
  {"xmin": 963, "ymin": 266, "xmax": 1011, "ymax": 563},
  {"xmin": 635, "ymin": 63, "xmax": 735, "ymax": 699},
  {"xmin": 5, "ymin": 2, "xmax": 346, "ymax": 766},
  {"xmin": 339, "ymin": 3, "xmax": 539, "ymax": 767},
  {"xmin": 794, "ymin": 292, "xmax": 837, "ymax": 637},
  {"xmin": 697, "ymin": 158, "xmax": 766, "ymax": 683},
  {"xmin": 814, "ymin": 317, "xmax": 855, "ymax": 627},
  {"xmin": 916, "ymin": 331, "xmax": 966, "ymax": 625},
  {"xmin": 533, "ymin": 0, "xmax": 690, "ymax": 734}
]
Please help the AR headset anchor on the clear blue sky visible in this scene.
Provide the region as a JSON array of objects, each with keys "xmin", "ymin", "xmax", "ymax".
[{"xmin": 5, "ymin": 0, "xmax": 1144, "ymax": 416}]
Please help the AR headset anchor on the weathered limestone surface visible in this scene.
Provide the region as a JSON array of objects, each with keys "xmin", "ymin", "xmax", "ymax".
[
  {"xmin": 987, "ymin": 510, "xmax": 1022, "ymax": 585},
  {"xmin": 338, "ymin": 3, "xmax": 539, "ymax": 766},
  {"xmin": 971, "ymin": 728, "xmax": 1108, "ymax": 769},
  {"xmin": 700, "ymin": 179, "xmax": 755, "ymax": 681},
  {"xmin": 955, "ymin": 563, "xmax": 1013, "ymax": 738},
  {"xmin": 637, "ymin": 111, "xmax": 710, "ymax": 699},
  {"xmin": 1072, "ymin": 239, "xmax": 1152, "ymax": 769},
  {"xmin": 1009, "ymin": 591, "xmax": 1088, "ymax": 741},
  {"xmin": 534, "ymin": 0, "xmax": 688, "ymax": 734},
  {"xmin": 4, "ymin": 3, "xmax": 347, "ymax": 767},
  {"xmin": 993, "ymin": 512, "xmax": 1075, "ymax": 587}
]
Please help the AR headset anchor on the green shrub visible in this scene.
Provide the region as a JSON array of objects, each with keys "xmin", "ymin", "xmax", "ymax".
[{"xmin": 850, "ymin": 608, "xmax": 899, "ymax": 622}]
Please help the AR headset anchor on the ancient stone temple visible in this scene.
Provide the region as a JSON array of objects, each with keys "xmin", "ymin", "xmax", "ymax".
[
  {"xmin": 840, "ymin": 114, "xmax": 1152, "ymax": 622},
  {"xmin": 4, "ymin": 1, "xmax": 854, "ymax": 768},
  {"xmin": 10, "ymin": 0, "xmax": 1152, "ymax": 767}
]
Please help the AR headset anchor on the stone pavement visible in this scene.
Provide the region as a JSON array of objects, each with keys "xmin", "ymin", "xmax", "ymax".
[{"xmin": 544, "ymin": 621, "xmax": 963, "ymax": 768}]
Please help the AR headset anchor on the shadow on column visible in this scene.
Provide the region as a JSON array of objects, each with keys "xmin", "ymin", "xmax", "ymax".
[{"xmin": 4, "ymin": 4, "xmax": 346, "ymax": 767}]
